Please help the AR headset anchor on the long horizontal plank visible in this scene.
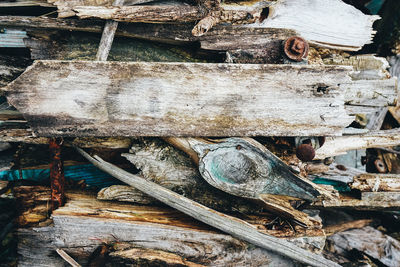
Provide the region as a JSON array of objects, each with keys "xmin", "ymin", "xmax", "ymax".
[{"xmin": 4, "ymin": 60, "xmax": 354, "ymax": 137}]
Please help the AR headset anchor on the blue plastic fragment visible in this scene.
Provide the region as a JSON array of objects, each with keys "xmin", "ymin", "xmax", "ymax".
[
  {"xmin": 311, "ymin": 177, "xmax": 351, "ymax": 192},
  {"xmin": 0, "ymin": 164, "xmax": 123, "ymax": 189}
]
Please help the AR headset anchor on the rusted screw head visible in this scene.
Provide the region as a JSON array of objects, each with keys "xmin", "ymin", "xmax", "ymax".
[
  {"xmin": 296, "ymin": 144, "xmax": 315, "ymax": 162},
  {"xmin": 284, "ymin": 36, "xmax": 309, "ymax": 62},
  {"xmin": 374, "ymin": 159, "xmax": 387, "ymax": 173}
]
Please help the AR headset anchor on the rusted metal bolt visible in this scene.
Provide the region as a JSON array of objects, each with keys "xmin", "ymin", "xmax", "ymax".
[
  {"xmin": 296, "ymin": 144, "xmax": 316, "ymax": 162},
  {"xmin": 374, "ymin": 159, "xmax": 387, "ymax": 173},
  {"xmin": 284, "ymin": 36, "xmax": 309, "ymax": 62}
]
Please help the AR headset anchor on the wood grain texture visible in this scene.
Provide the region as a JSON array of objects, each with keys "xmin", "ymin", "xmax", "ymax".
[
  {"xmin": 248, "ymin": 0, "xmax": 379, "ymax": 51},
  {"xmin": 17, "ymin": 189, "xmax": 306, "ymax": 266},
  {"xmin": 344, "ymin": 78, "xmax": 397, "ymax": 106},
  {"xmin": 328, "ymin": 226, "xmax": 400, "ymax": 267},
  {"xmin": 315, "ymin": 129, "xmax": 400, "ymax": 159},
  {"xmin": 74, "ymin": 5, "xmax": 204, "ymax": 22},
  {"xmin": 76, "ymin": 148, "xmax": 338, "ymax": 267},
  {"xmin": 48, "ymin": 0, "xmax": 154, "ymax": 18},
  {"xmin": 120, "ymin": 138, "xmax": 267, "ymax": 215},
  {"xmin": 4, "ymin": 60, "xmax": 354, "ymax": 137},
  {"xmin": 313, "ymin": 191, "xmax": 400, "ymax": 210}
]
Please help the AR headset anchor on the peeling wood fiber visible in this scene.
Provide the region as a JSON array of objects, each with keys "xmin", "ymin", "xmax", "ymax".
[{"xmin": 4, "ymin": 60, "xmax": 354, "ymax": 137}]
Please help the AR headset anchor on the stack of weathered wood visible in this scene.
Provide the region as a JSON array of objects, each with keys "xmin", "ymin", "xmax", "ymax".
[{"xmin": 0, "ymin": 0, "xmax": 400, "ymax": 266}]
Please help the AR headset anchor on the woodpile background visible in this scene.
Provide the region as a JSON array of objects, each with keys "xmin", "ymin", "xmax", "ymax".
[{"xmin": 0, "ymin": 0, "xmax": 400, "ymax": 266}]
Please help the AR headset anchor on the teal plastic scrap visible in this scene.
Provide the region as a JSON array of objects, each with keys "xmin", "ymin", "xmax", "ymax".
[
  {"xmin": 312, "ymin": 177, "xmax": 351, "ymax": 192},
  {"xmin": 0, "ymin": 164, "xmax": 122, "ymax": 189},
  {"xmin": 0, "ymin": 29, "xmax": 27, "ymax": 48}
]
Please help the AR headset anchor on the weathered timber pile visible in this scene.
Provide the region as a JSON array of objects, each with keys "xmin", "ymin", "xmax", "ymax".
[{"xmin": 0, "ymin": 0, "xmax": 400, "ymax": 266}]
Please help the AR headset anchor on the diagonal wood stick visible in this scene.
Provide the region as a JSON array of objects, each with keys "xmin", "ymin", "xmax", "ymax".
[
  {"xmin": 96, "ymin": 0, "xmax": 124, "ymax": 61},
  {"xmin": 75, "ymin": 147, "xmax": 340, "ymax": 267}
]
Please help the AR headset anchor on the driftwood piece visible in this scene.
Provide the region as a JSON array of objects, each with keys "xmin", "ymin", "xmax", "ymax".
[
  {"xmin": 350, "ymin": 173, "xmax": 400, "ymax": 192},
  {"xmin": 4, "ymin": 60, "xmax": 355, "ymax": 137},
  {"xmin": 120, "ymin": 138, "xmax": 267, "ymax": 215},
  {"xmin": 164, "ymin": 137, "xmax": 323, "ymax": 228},
  {"xmin": 48, "ymin": 0, "xmax": 156, "ymax": 18},
  {"xmin": 313, "ymin": 191, "xmax": 400, "ymax": 210},
  {"xmin": 315, "ymin": 129, "xmax": 400, "ymax": 159},
  {"xmin": 248, "ymin": 0, "xmax": 379, "ymax": 51},
  {"xmin": 17, "ymin": 187, "xmax": 326, "ymax": 266},
  {"xmin": 328, "ymin": 226, "xmax": 400, "ymax": 267},
  {"xmin": 0, "ymin": 128, "xmax": 132, "ymax": 148},
  {"xmin": 76, "ymin": 148, "xmax": 338, "ymax": 267},
  {"xmin": 73, "ymin": 5, "xmax": 205, "ymax": 22},
  {"xmin": 95, "ymin": 0, "xmax": 125, "ymax": 61}
]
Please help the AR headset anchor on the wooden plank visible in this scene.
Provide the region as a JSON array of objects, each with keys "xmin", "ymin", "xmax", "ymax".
[
  {"xmin": 4, "ymin": 60, "xmax": 354, "ymax": 137},
  {"xmin": 48, "ymin": 0, "xmax": 156, "ymax": 18},
  {"xmin": 314, "ymin": 192, "xmax": 400, "ymax": 210},
  {"xmin": 315, "ymin": 129, "xmax": 400, "ymax": 159},
  {"xmin": 96, "ymin": 0, "xmax": 125, "ymax": 61}
]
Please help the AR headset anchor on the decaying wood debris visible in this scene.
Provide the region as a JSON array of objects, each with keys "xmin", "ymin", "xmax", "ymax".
[{"xmin": 1, "ymin": 0, "xmax": 400, "ymax": 266}]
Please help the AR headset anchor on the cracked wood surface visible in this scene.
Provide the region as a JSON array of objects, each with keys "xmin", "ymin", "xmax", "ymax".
[
  {"xmin": 4, "ymin": 60, "xmax": 354, "ymax": 137},
  {"xmin": 76, "ymin": 148, "xmax": 338, "ymax": 267},
  {"xmin": 16, "ymin": 187, "xmax": 322, "ymax": 266}
]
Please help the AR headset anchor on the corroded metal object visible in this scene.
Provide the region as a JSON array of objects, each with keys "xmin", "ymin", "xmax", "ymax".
[
  {"xmin": 295, "ymin": 137, "xmax": 325, "ymax": 162},
  {"xmin": 284, "ymin": 36, "xmax": 309, "ymax": 62},
  {"xmin": 49, "ymin": 138, "xmax": 65, "ymax": 210},
  {"xmin": 296, "ymin": 144, "xmax": 316, "ymax": 162},
  {"xmin": 190, "ymin": 138, "xmax": 320, "ymax": 201}
]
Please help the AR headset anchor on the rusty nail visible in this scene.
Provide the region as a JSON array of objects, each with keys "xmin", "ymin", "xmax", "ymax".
[
  {"xmin": 49, "ymin": 138, "xmax": 65, "ymax": 210},
  {"xmin": 284, "ymin": 36, "xmax": 309, "ymax": 62},
  {"xmin": 296, "ymin": 144, "xmax": 315, "ymax": 162},
  {"xmin": 374, "ymin": 159, "xmax": 387, "ymax": 173}
]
